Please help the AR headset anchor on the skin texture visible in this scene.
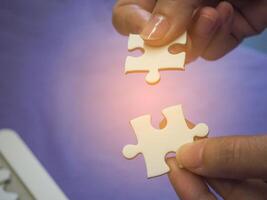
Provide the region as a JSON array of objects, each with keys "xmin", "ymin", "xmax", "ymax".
[
  {"xmin": 166, "ymin": 121, "xmax": 267, "ymax": 199},
  {"xmin": 112, "ymin": 1, "xmax": 267, "ymax": 199},
  {"xmin": 167, "ymin": 135, "xmax": 267, "ymax": 200},
  {"xmin": 112, "ymin": 0, "xmax": 267, "ymax": 62}
]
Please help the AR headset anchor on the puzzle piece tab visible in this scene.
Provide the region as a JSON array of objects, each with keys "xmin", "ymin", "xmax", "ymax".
[
  {"xmin": 122, "ymin": 105, "xmax": 208, "ymax": 178},
  {"xmin": 125, "ymin": 33, "xmax": 187, "ymax": 84}
]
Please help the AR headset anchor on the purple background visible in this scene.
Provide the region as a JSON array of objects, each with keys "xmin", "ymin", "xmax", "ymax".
[{"xmin": 0, "ymin": 1, "xmax": 266, "ymax": 199}]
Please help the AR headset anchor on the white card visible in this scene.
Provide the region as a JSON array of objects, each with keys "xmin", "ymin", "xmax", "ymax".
[{"xmin": 0, "ymin": 129, "xmax": 69, "ymax": 200}]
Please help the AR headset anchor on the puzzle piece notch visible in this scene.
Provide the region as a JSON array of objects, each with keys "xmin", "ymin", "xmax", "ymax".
[
  {"xmin": 125, "ymin": 33, "xmax": 187, "ymax": 84},
  {"xmin": 122, "ymin": 105, "xmax": 208, "ymax": 178}
]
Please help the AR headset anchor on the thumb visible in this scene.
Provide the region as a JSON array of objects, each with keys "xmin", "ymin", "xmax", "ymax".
[
  {"xmin": 112, "ymin": 0, "xmax": 154, "ymax": 35},
  {"xmin": 176, "ymin": 135, "xmax": 267, "ymax": 179},
  {"xmin": 141, "ymin": 0, "xmax": 201, "ymax": 46}
]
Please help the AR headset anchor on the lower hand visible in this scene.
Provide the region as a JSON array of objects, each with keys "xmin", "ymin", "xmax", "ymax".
[{"xmin": 167, "ymin": 135, "xmax": 267, "ymax": 199}]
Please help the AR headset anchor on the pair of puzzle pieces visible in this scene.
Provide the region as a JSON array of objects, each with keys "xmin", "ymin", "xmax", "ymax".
[
  {"xmin": 122, "ymin": 105, "xmax": 208, "ymax": 178},
  {"xmin": 125, "ymin": 32, "xmax": 187, "ymax": 84}
]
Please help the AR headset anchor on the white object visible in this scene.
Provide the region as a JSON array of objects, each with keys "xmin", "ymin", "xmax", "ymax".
[
  {"xmin": 0, "ymin": 168, "xmax": 11, "ymax": 184},
  {"xmin": 0, "ymin": 186, "xmax": 18, "ymax": 200},
  {"xmin": 0, "ymin": 129, "xmax": 69, "ymax": 200},
  {"xmin": 0, "ymin": 168, "xmax": 18, "ymax": 200},
  {"xmin": 122, "ymin": 105, "xmax": 209, "ymax": 178},
  {"xmin": 125, "ymin": 33, "xmax": 187, "ymax": 84}
]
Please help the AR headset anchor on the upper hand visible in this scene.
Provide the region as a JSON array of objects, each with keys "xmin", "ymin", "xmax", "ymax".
[{"xmin": 112, "ymin": 0, "xmax": 267, "ymax": 62}]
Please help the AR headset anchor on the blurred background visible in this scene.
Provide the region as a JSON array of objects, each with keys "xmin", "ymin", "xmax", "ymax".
[
  {"xmin": 244, "ymin": 31, "xmax": 267, "ymax": 53},
  {"xmin": 0, "ymin": 0, "xmax": 266, "ymax": 199}
]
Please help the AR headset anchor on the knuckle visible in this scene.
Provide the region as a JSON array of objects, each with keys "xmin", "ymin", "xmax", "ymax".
[
  {"xmin": 218, "ymin": 138, "xmax": 242, "ymax": 166},
  {"xmin": 204, "ymin": 138, "xmax": 243, "ymax": 169}
]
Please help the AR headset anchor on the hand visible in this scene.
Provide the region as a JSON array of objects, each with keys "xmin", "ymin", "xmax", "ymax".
[
  {"xmin": 112, "ymin": 0, "xmax": 267, "ymax": 62},
  {"xmin": 167, "ymin": 135, "xmax": 267, "ymax": 199}
]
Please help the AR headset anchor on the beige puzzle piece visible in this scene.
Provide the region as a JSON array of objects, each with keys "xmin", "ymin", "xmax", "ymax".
[
  {"xmin": 125, "ymin": 33, "xmax": 187, "ymax": 84},
  {"xmin": 122, "ymin": 105, "xmax": 208, "ymax": 178}
]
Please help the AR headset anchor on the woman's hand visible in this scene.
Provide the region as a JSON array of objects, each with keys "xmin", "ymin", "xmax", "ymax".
[
  {"xmin": 167, "ymin": 135, "xmax": 267, "ymax": 199},
  {"xmin": 112, "ymin": 0, "xmax": 267, "ymax": 62}
]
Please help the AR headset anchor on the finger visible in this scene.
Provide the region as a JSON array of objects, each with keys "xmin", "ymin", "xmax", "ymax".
[
  {"xmin": 230, "ymin": 4, "xmax": 266, "ymax": 44},
  {"xmin": 208, "ymin": 179, "xmax": 267, "ymax": 199},
  {"xmin": 237, "ymin": 0, "xmax": 267, "ymax": 35},
  {"xmin": 140, "ymin": 0, "xmax": 201, "ymax": 46},
  {"xmin": 186, "ymin": 6, "xmax": 220, "ymax": 62},
  {"xmin": 176, "ymin": 135, "xmax": 267, "ymax": 179},
  {"xmin": 185, "ymin": 119, "xmax": 195, "ymax": 129},
  {"xmin": 112, "ymin": 0, "xmax": 156, "ymax": 35},
  {"xmin": 202, "ymin": 1, "xmax": 237, "ymax": 60},
  {"xmin": 167, "ymin": 158, "xmax": 217, "ymax": 200}
]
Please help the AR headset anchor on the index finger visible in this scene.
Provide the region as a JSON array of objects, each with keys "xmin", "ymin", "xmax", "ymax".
[{"xmin": 112, "ymin": 0, "xmax": 156, "ymax": 35}]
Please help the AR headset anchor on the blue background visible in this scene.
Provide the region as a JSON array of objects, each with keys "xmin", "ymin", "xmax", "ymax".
[{"xmin": 0, "ymin": 1, "xmax": 266, "ymax": 199}]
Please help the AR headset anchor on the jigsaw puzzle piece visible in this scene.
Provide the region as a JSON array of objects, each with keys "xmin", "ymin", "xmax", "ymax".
[
  {"xmin": 122, "ymin": 139, "xmax": 170, "ymax": 178},
  {"xmin": 143, "ymin": 148, "xmax": 169, "ymax": 178},
  {"xmin": 122, "ymin": 144, "xmax": 140, "ymax": 159},
  {"xmin": 162, "ymin": 105, "xmax": 209, "ymax": 143},
  {"xmin": 122, "ymin": 105, "xmax": 209, "ymax": 178},
  {"xmin": 125, "ymin": 33, "xmax": 187, "ymax": 85},
  {"xmin": 190, "ymin": 123, "xmax": 209, "ymax": 138},
  {"xmin": 128, "ymin": 34, "xmax": 144, "ymax": 50},
  {"xmin": 122, "ymin": 115, "xmax": 170, "ymax": 177}
]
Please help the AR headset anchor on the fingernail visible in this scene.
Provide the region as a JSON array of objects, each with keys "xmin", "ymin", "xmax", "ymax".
[
  {"xmin": 176, "ymin": 140, "xmax": 206, "ymax": 169},
  {"xmin": 141, "ymin": 14, "xmax": 169, "ymax": 41},
  {"xmin": 195, "ymin": 15, "xmax": 217, "ymax": 36}
]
